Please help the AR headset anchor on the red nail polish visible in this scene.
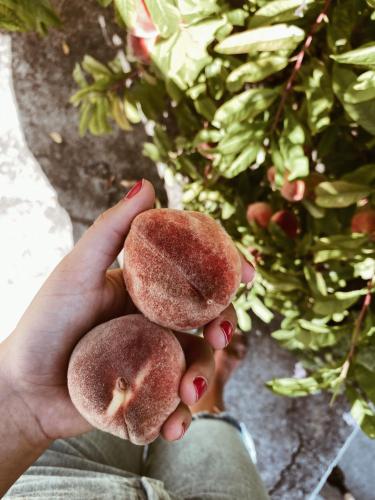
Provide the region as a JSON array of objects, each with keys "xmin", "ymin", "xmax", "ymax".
[
  {"xmin": 193, "ymin": 376, "xmax": 207, "ymax": 402},
  {"xmin": 125, "ymin": 179, "xmax": 143, "ymax": 199},
  {"xmin": 220, "ymin": 320, "xmax": 233, "ymax": 346}
]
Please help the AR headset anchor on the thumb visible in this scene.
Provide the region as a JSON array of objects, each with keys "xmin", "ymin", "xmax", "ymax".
[{"xmin": 70, "ymin": 179, "xmax": 155, "ymax": 274}]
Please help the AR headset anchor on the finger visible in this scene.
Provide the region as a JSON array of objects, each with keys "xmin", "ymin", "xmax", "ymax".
[
  {"xmin": 69, "ymin": 179, "xmax": 155, "ymax": 275},
  {"xmin": 175, "ymin": 331, "xmax": 214, "ymax": 406},
  {"xmin": 160, "ymin": 402, "xmax": 192, "ymax": 442},
  {"xmin": 240, "ymin": 254, "xmax": 256, "ymax": 285},
  {"xmin": 97, "ymin": 268, "xmax": 138, "ymax": 324},
  {"xmin": 203, "ymin": 303, "xmax": 237, "ymax": 350}
]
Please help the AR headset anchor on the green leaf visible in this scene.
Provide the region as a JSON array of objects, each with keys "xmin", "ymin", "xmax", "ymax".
[
  {"xmin": 217, "ymin": 128, "xmax": 255, "ymax": 155},
  {"xmin": 343, "ymin": 71, "xmax": 375, "ymax": 104},
  {"xmin": 78, "ymin": 102, "xmax": 93, "ymax": 136},
  {"xmin": 331, "ymin": 43, "xmax": 375, "ymax": 66},
  {"xmin": 72, "ymin": 63, "xmax": 87, "ymax": 88},
  {"xmin": 214, "ymin": 87, "xmax": 279, "ymax": 125},
  {"xmin": 82, "ymin": 55, "xmax": 111, "ymax": 79},
  {"xmin": 110, "ymin": 95, "xmax": 131, "ymax": 131},
  {"xmin": 250, "ymin": 296, "xmax": 274, "ymax": 323},
  {"xmin": 175, "ymin": 0, "xmax": 219, "ymax": 24},
  {"xmin": 249, "ymin": 0, "xmax": 315, "ymax": 28},
  {"xmin": 347, "ymin": 389, "xmax": 375, "ymax": 438},
  {"xmin": 267, "ymin": 376, "xmax": 321, "ymax": 396},
  {"xmin": 144, "ymin": 0, "xmax": 180, "ymax": 38},
  {"xmin": 315, "ymin": 181, "xmax": 371, "ymax": 208},
  {"xmin": 215, "ymin": 24, "xmax": 305, "ymax": 54},
  {"xmin": 0, "ymin": 0, "xmax": 60, "ymax": 34},
  {"xmin": 152, "ymin": 19, "xmax": 225, "ymax": 89},
  {"xmin": 194, "ymin": 97, "xmax": 216, "ymax": 121},
  {"xmin": 342, "ymin": 163, "xmax": 375, "ymax": 184},
  {"xmin": 272, "ymin": 110, "xmax": 309, "ymax": 180},
  {"xmin": 124, "ymin": 98, "xmax": 141, "ymax": 123},
  {"xmin": 302, "ymin": 59, "xmax": 334, "ymax": 135},
  {"xmin": 226, "ymin": 54, "xmax": 289, "ymax": 91},
  {"xmin": 357, "ymin": 344, "xmax": 375, "ymax": 372},
  {"xmin": 97, "ymin": 0, "xmax": 113, "ymax": 6},
  {"xmin": 114, "ymin": 0, "xmax": 138, "ymax": 28},
  {"xmin": 235, "ymin": 307, "xmax": 252, "ymax": 331},
  {"xmin": 143, "ymin": 142, "xmax": 161, "ymax": 162},
  {"xmin": 225, "ymin": 8, "xmax": 248, "ymax": 26},
  {"xmin": 333, "ymin": 66, "xmax": 375, "ymax": 135},
  {"xmin": 327, "ymin": 0, "xmax": 359, "ymax": 53},
  {"xmin": 313, "ymin": 296, "xmax": 359, "ymax": 315},
  {"xmin": 355, "ymin": 365, "xmax": 375, "ymax": 404},
  {"xmin": 221, "ymin": 142, "xmax": 259, "ymax": 178},
  {"xmin": 260, "ymin": 268, "xmax": 304, "ymax": 291}
]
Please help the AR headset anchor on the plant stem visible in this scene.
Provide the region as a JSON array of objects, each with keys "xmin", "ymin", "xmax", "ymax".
[
  {"xmin": 340, "ymin": 277, "xmax": 374, "ymax": 380},
  {"xmin": 330, "ymin": 277, "xmax": 373, "ymax": 405},
  {"xmin": 271, "ymin": 0, "xmax": 331, "ymax": 133}
]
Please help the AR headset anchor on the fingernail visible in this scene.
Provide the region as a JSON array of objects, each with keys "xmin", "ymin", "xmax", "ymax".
[
  {"xmin": 193, "ymin": 376, "xmax": 207, "ymax": 402},
  {"xmin": 125, "ymin": 179, "xmax": 143, "ymax": 199},
  {"xmin": 220, "ymin": 320, "xmax": 233, "ymax": 346},
  {"xmin": 178, "ymin": 422, "xmax": 187, "ymax": 440}
]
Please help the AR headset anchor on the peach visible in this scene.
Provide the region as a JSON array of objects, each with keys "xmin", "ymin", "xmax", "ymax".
[
  {"xmin": 267, "ymin": 166, "xmax": 306, "ymax": 201},
  {"xmin": 271, "ymin": 210, "xmax": 299, "ymax": 239},
  {"xmin": 123, "ymin": 209, "xmax": 242, "ymax": 331},
  {"xmin": 128, "ymin": 33, "xmax": 155, "ymax": 64},
  {"xmin": 246, "ymin": 202, "xmax": 273, "ymax": 228},
  {"xmin": 351, "ymin": 209, "xmax": 375, "ymax": 238},
  {"xmin": 67, "ymin": 314, "xmax": 185, "ymax": 445},
  {"xmin": 280, "ymin": 178, "xmax": 306, "ymax": 202}
]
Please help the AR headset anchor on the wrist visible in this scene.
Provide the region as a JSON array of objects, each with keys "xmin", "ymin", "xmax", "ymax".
[{"xmin": 0, "ymin": 338, "xmax": 52, "ymax": 451}]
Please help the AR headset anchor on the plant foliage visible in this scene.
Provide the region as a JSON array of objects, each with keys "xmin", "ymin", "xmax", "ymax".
[
  {"xmin": 0, "ymin": 0, "xmax": 60, "ymax": 35},
  {"xmin": 5, "ymin": 0, "xmax": 375, "ymax": 436}
]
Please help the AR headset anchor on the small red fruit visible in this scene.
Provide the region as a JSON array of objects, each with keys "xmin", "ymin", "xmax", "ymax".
[
  {"xmin": 246, "ymin": 202, "xmax": 273, "ymax": 228},
  {"xmin": 127, "ymin": 33, "xmax": 156, "ymax": 64},
  {"xmin": 271, "ymin": 210, "xmax": 299, "ymax": 239},
  {"xmin": 280, "ymin": 178, "xmax": 306, "ymax": 202},
  {"xmin": 351, "ymin": 209, "xmax": 375, "ymax": 238},
  {"xmin": 267, "ymin": 167, "xmax": 306, "ymax": 202}
]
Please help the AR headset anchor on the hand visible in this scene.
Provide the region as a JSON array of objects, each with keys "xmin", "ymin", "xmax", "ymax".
[{"xmin": 0, "ymin": 179, "xmax": 254, "ymax": 447}]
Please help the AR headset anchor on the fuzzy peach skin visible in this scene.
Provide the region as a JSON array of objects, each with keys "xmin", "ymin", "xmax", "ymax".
[
  {"xmin": 68, "ymin": 314, "xmax": 185, "ymax": 445},
  {"xmin": 351, "ymin": 209, "xmax": 375, "ymax": 238},
  {"xmin": 247, "ymin": 202, "xmax": 273, "ymax": 228},
  {"xmin": 271, "ymin": 210, "xmax": 299, "ymax": 239},
  {"xmin": 123, "ymin": 209, "xmax": 242, "ymax": 331}
]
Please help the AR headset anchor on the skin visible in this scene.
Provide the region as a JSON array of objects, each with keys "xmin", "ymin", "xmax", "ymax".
[{"xmin": 0, "ymin": 179, "xmax": 254, "ymax": 496}]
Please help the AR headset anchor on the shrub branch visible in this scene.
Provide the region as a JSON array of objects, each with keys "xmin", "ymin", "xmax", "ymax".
[
  {"xmin": 271, "ymin": 0, "xmax": 331, "ymax": 133},
  {"xmin": 340, "ymin": 277, "xmax": 374, "ymax": 381}
]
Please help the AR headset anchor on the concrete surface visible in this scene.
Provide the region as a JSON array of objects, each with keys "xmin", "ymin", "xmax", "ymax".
[
  {"xmin": 1, "ymin": 0, "xmax": 373, "ymax": 498},
  {"xmin": 225, "ymin": 321, "xmax": 352, "ymax": 499},
  {"xmin": 11, "ymin": 1, "xmax": 166, "ymax": 243},
  {"xmin": 0, "ymin": 33, "xmax": 73, "ymax": 337},
  {"xmin": 338, "ymin": 430, "xmax": 375, "ymax": 500}
]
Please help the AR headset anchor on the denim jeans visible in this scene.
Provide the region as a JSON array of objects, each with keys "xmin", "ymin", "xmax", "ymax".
[{"xmin": 6, "ymin": 413, "xmax": 269, "ymax": 499}]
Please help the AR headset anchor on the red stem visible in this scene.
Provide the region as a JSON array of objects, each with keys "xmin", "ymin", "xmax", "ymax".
[{"xmin": 271, "ymin": 0, "xmax": 331, "ymax": 134}]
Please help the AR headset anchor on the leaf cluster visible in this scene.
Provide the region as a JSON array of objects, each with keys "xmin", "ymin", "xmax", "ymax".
[
  {"xmin": 0, "ymin": 0, "xmax": 60, "ymax": 35},
  {"xmin": 74, "ymin": 0, "xmax": 375, "ymax": 436},
  {"xmin": 5, "ymin": 0, "xmax": 375, "ymax": 436}
]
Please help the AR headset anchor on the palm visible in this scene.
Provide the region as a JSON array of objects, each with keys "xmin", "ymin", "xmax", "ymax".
[
  {"xmin": 7, "ymin": 263, "xmax": 130, "ymax": 440},
  {"xmin": 2, "ymin": 181, "xmax": 253, "ymax": 445}
]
